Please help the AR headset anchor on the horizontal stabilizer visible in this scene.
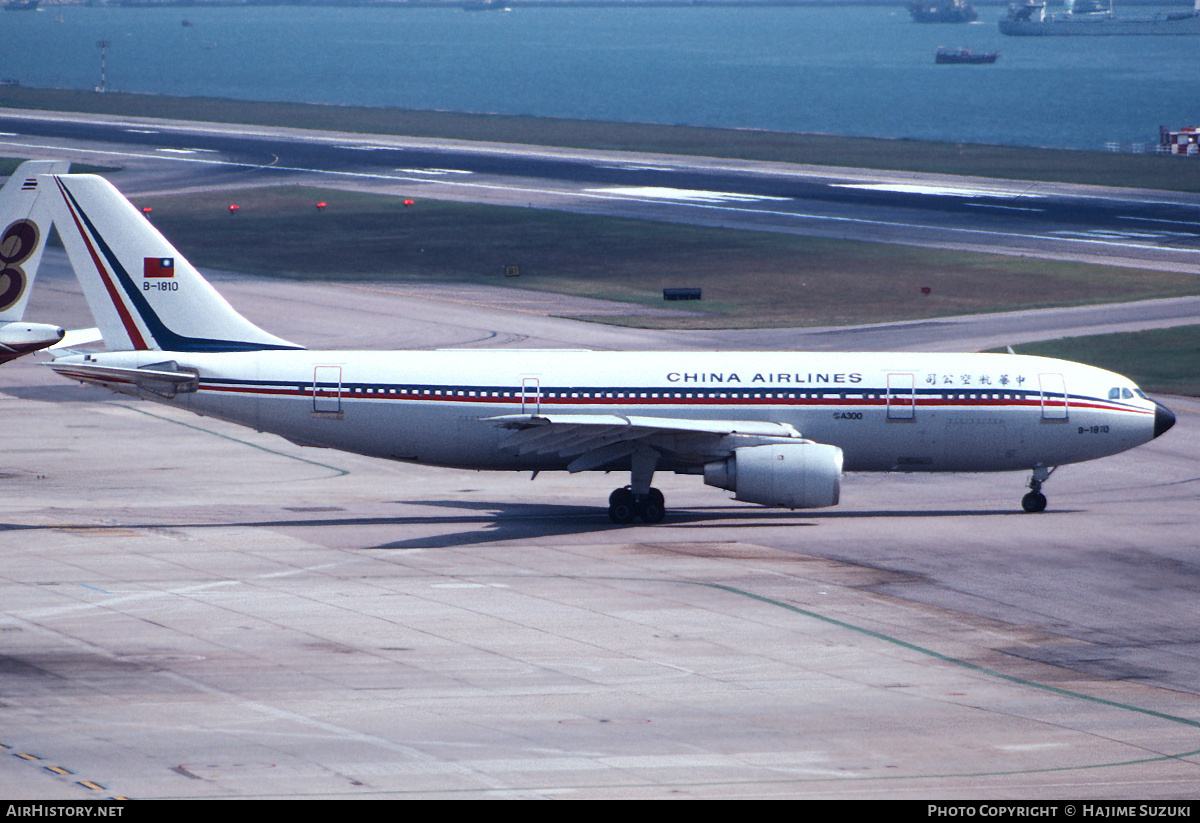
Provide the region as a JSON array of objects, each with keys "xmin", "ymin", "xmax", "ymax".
[
  {"xmin": 49, "ymin": 358, "xmax": 199, "ymax": 398},
  {"xmin": 49, "ymin": 327, "xmax": 103, "ymax": 350}
]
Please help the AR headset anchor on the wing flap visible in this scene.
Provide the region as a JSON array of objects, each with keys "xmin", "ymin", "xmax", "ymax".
[
  {"xmin": 487, "ymin": 413, "xmax": 802, "ymax": 438},
  {"xmin": 485, "ymin": 413, "xmax": 805, "ymax": 470}
]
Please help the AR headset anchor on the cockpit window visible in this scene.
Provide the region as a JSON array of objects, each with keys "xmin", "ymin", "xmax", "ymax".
[
  {"xmin": 1135, "ymin": 389, "xmax": 1148, "ymax": 399},
  {"xmin": 1122, "ymin": 388, "xmax": 1134, "ymax": 399},
  {"xmin": 1109, "ymin": 387, "xmax": 1120, "ymax": 400}
]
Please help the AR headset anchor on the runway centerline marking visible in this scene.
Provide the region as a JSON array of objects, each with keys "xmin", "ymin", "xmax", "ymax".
[
  {"xmin": 584, "ymin": 186, "xmax": 789, "ymax": 204},
  {"xmin": 1121, "ymin": 216, "xmax": 1200, "ymax": 229},
  {"xmin": 831, "ymin": 182, "xmax": 1046, "ymax": 199},
  {"xmin": 964, "ymin": 203, "xmax": 1045, "ymax": 213}
]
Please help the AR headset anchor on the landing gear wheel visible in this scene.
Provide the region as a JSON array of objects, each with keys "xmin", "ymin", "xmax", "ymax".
[
  {"xmin": 608, "ymin": 488, "xmax": 636, "ymax": 524},
  {"xmin": 609, "ymin": 487, "xmax": 632, "ymax": 508},
  {"xmin": 607, "ymin": 487, "xmax": 666, "ymax": 524},
  {"xmin": 647, "ymin": 488, "xmax": 664, "ymax": 509},
  {"xmin": 640, "ymin": 489, "xmax": 666, "ymax": 524},
  {"xmin": 1021, "ymin": 491, "xmax": 1047, "ymax": 513}
]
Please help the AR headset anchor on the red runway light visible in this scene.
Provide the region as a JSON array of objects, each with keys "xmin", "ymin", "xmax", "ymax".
[
  {"xmin": 228, "ymin": 204, "xmax": 239, "ymax": 213},
  {"xmin": 403, "ymin": 199, "xmax": 415, "ymax": 206},
  {"xmin": 141, "ymin": 206, "xmax": 152, "ymax": 214}
]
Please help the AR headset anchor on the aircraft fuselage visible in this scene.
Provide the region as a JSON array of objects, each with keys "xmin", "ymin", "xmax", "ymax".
[{"xmin": 62, "ymin": 348, "xmax": 1164, "ymax": 475}]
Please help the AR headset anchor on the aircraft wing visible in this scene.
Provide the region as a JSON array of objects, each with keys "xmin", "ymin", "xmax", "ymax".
[{"xmin": 485, "ymin": 413, "xmax": 805, "ymax": 472}]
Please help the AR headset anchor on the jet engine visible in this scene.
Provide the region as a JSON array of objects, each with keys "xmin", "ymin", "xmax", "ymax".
[
  {"xmin": 703, "ymin": 442, "xmax": 843, "ymax": 509},
  {"xmin": 0, "ymin": 322, "xmax": 65, "ymax": 348}
]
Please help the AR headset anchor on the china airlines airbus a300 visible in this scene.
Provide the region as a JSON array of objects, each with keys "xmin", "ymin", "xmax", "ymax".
[{"xmin": 43, "ymin": 173, "xmax": 1176, "ymax": 522}]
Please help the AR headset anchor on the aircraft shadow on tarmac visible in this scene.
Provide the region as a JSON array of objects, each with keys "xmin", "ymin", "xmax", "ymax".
[
  {"xmin": 0, "ymin": 501, "xmax": 1054, "ymax": 551},
  {"xmin": 362, "ymin": 499, "xmax": 1047, "ymax": 550},
  {"xmin": 2, "ymin": 384, "xmax": 116, "ymax": 403}
]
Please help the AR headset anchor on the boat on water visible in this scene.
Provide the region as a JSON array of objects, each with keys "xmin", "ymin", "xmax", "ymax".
[
  {"xmin": 1000, "ymin": 0, "xmax": 1200, "ymax": 35},
  {"xmin": 935, "ymin": 47, "xmax": 999, "ymax": 63},
  {"xmin": 908, "ymin": 0, "xmax": 978, "ymax": 23},
  {"xmin": 1162, "ymin": 126, "xmax": 1200, "ymax": 155}
]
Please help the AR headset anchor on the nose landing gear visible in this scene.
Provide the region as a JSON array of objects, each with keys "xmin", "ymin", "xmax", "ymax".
[{"xmin": 1021, "ymin": 466, "xmax": 1055, "ymax": 513}]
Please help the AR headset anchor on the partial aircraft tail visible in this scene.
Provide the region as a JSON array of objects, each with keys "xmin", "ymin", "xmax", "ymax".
[
  {"xmin": 0, "ymin": 160, "xmax": 69, "ymax": 323},
  {"xmin": 43, "ymin": 174, "xmax": 302, "ymax": 353}
]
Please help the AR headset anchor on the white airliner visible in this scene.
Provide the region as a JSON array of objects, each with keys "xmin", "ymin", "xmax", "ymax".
[
  {"xmin": 0, "ymin": 161, "xmax": 72, "ymax": 363},
  {"xmin": 42, "ymin": 173, "xmax": 1175, "ymax": 521}
]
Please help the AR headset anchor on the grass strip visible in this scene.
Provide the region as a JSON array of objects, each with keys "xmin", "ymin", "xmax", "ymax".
[{"xmin": 136, "ymin": 185, "xmax": 1200, "ymax": 330}]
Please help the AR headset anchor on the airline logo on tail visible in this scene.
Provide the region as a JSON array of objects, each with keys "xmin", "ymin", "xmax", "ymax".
[{"xmin": 0, "ymin": 219, "xmax": 39, "ymax": 312}]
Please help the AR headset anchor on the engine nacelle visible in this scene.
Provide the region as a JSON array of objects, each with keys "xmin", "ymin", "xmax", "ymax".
[
  {"xmin": 0, "ymin": 322, "xmax": 65, "ymax": 349},
  {"xmin": 703, "ymin": 442, "xmax": 843, "ymax": 509}
]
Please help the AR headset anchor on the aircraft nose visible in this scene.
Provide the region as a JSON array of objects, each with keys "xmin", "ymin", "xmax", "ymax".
[{"xmin": 1154, "ymin": 401, "xmax": 1176, "ymax": 439}]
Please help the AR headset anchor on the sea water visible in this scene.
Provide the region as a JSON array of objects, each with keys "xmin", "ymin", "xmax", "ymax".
[{"xmin": 1, "ymin": 4, "xmax": 1197, "ymax": 150}]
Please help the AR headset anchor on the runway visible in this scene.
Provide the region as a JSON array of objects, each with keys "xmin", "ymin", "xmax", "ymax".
[
  {"xmin": 4, "ymin": 107, "xmax": 1200, "ymax": 275},
  {"xmin": 1, "ymin": 256, "xmax": 1199, "ymax": 798}
]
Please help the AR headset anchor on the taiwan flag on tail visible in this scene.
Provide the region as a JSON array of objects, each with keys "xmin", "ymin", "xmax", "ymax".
[{"xmin": 144, "ymin": 257, "xmax": 175, "ymax": 278}]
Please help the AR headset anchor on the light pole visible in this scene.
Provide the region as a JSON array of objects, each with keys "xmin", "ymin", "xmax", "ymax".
[{"xmin": 96, "ymin": 40, "xmax": 110, "ymax": 92}]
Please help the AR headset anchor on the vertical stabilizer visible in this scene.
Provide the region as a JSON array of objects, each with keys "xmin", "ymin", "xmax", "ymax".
[
  {"xmin": 45, "ymin": 174, "xmax": 301, "ymax": 353},
  {"xmin": 0, "ymin": 160, "xmax": 69, "ymax": 322}
]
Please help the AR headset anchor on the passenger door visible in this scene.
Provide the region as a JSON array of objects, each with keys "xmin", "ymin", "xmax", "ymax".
[
  {"xmin": 313, "ymin": 365, "xmax": 343, "ymax": 416},
  {"xmin": 887, "ymin": 372, "xmax": 916, "ymax": 420}
]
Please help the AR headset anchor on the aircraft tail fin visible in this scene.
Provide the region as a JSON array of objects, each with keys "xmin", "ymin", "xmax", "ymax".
[
  {"xmin": 44, "ymin": 174, "xmax": 302, "ymax": 353},
  {"xmin": 0, "ymin": 160, "xmax": 70, "ymax": 322}
]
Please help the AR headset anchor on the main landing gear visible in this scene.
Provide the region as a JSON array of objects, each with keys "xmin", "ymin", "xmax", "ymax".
[
  {"xmin": 608, "ymin": 487, "xmax": 665, "ymax": 524},
  {"xmin": 608, "ymin": 446, "xmax": 665, "ymax": 525},
  {"xmin": 1021, "ymin": 466, "xmax": 1055, "ymax": 513}
]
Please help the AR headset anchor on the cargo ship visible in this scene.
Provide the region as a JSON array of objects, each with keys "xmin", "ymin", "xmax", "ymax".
[
  {"xmin": 909, "ymin": 0, "xmax": 978, "ymax": 23},
  {"xmin": 1000, "ymin": 0, "xmax": 1200, "ymax": 35}
]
